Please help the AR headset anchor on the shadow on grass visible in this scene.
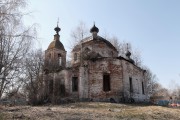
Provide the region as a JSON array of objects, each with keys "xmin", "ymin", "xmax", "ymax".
[{"xmin": 58, "ymin": 102, "xmax": 154, "ymax": 109}]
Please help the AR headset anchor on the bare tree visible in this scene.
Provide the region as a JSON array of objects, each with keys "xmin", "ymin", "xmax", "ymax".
[
  {"xmin": 66, "ymin": 21, "xmax": 89, "ymax": 63},
  {"xmin": 23, "ymin": 49, "xmax": 44, "ymax": 105},
  {"xmin": 169, "ymin": 84, "xmax": 180, "ymax": 101},
  {"xmin": 108, "ymin": 36, "xmax": 142, "ymax": 66},
  {"xmin": 0, "ymin": 0, "xmax": 36, "ymax": 98},
  {"xmin": 142, "ymin": 66, "xmax": 162, "ymax": 99},
  {"xmin": 175, "ymin": 86, "xmax": 180, "ymax": 100},
  {"xmin": 69, "ymin": 21, "xmax": 89, "ymax": 48}
]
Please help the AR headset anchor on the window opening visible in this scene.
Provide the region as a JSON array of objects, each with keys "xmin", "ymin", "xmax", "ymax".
[
  {"xmin": 129, "ymin": 77, "xmax": 133, "ymax": 93},
  {"xmin": 142, "ymin": 82, "xmax": 145, "ymax": 94},
  {"xmin": 72, "ymin": 77, "xmax": 78, "ymax": 91},
  {"xmin": 74, "ymin": 53, "xmax": 78, "ymax": 61},
  {"xmin": 103, "ymin": 74, "xmax": 111, "ymax": 91},
  {"xmin": 58, "ymin": 54, "xmax": 62, "ymax": 65}
]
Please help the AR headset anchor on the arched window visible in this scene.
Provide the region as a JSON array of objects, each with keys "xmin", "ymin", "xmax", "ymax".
[
  {"xmin": 74, "ymin": 53, "xmax": 78, "ymax": 61},
  {"xmin": 58, "ymin": 54, "xmax": 62, "ymax": 66},
  {"xmin": 48, "ymin": 53, "xmax": 51, "ymax": 63},
  {"xmin": 72, "ymin": 77, "xmax": 78, "ymax": 92},
  {"xmin": 49, "ymin": 53, "xmax": 51, "ymax": 58}
]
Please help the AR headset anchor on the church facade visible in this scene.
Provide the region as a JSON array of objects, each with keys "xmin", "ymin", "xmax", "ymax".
[{"xmin": 43, "ymin": 24, "xmax": 149, "ymax": 103}]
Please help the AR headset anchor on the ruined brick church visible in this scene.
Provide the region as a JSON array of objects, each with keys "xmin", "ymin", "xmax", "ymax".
[{"xmin": 43, "ymin": 23, "xmax": 149, "ymax": 103}]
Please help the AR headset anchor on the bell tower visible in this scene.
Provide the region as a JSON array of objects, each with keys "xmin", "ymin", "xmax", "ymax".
[{"xmin": 44, "ymin": 22, "xmax": 66, "ymax": 72}]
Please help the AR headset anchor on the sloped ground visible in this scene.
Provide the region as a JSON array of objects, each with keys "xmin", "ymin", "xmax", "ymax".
[{"xmin": 0, "ymin": 102, "xmax": 180, "ymax": 120}]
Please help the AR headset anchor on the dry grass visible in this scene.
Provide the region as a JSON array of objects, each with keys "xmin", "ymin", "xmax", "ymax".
[{"xmin": 1, "ymin": 102, "xmax": 180, "ymax": 120}]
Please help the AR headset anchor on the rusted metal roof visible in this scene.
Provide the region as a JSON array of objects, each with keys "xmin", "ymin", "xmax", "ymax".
[
  {"xmin": 47, "ymin": 39, "xmax": 65, "ymax": 51},
  {"xmin": 72, "ymin": 35, "xmax": 117, "ymax": 52}
]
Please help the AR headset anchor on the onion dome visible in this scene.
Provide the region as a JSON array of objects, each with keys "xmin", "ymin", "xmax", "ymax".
[
  {"xmin": 126, "ymin": 50, "xmax": 131, "ymax": 57},
  {"xmin": 54, "ymin": 25, "xmax": 61, "ymax": 34},
  {"xmin": 126, "ymin": 50, "xmax": 134, "ymax": 64},
  {"xmin": 47, "ymin": 24, "xmax": 65, "ymax": 51},
  {"xmin": 126, "ymin": 43, "xmax": 134, "ymax": 64},
  {"xmin": 126, "ymin": 43, "xmax": 131, "ymax": 57},
  {"xmin": 90, "ymin": 23, "xmax": 99, "ymax": 33}
]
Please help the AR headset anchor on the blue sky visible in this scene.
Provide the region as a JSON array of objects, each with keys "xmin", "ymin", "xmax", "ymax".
[{"xmin": 25, "ymin": 0, "xmax": 180, "ymax": 88}]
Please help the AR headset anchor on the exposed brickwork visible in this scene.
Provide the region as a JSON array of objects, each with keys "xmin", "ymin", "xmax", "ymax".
[{"xmin": 43, "ymin": 25, "xmax": 149, "ymax": 103}]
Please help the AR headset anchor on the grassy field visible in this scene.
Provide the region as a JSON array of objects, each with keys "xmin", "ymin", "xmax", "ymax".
[{"xmin": 0, "ymin": 102, "xmax": 180, "ymax": 120}]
